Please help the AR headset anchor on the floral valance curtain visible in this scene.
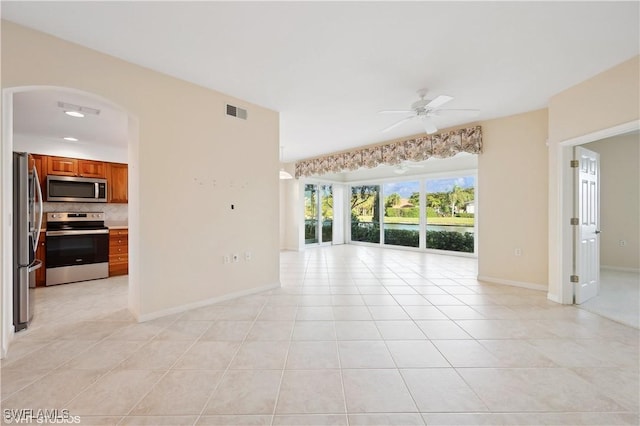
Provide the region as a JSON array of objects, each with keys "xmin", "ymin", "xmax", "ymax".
[{"xmin": 294, "ymin": 125, "xmax": 483, "ymax": 178}]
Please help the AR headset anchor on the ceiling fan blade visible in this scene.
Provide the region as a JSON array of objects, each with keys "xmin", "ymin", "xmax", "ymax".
[
  {"xmin": 431, "ymin": 108, "xmax": 480, "ymax": 116},
  {"xmin": 422, "ymin": 118, "xmax": 438, "ymax": 134},
  {"xmin": 382, "ymin": 116, "xmax": 413, "ymax": 133},
  {"xmin": 379, "ymin": 110, "xmax": 414, "ymax": 114},
  {"xmin": 426, "ymin": 95, "xmax": 453, "ymax": 109}
]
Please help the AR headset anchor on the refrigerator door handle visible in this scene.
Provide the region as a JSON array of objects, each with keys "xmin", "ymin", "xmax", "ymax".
[
  {"xmin": 27, "ymin": 259, "xmax": 42, "ymax": 272},
  {"xmin": 33, "ymin": 166, "xmax": 43, "ymax": 250}
]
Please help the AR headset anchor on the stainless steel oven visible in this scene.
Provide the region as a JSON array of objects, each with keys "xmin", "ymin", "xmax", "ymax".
[{"xmin": 45, "ymin": 212, "xmax": 109, "ymax": 286}]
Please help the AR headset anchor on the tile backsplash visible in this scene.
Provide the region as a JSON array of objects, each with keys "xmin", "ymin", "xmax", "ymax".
[{"xmin": 44, "ymin": 202, "xmax": 128, "ymax": 222}]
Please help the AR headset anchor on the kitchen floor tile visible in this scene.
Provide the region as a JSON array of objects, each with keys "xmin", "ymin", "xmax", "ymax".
[
  {"xmin": 275, "ymin": 370, "xmax": 345, "ymax": 414},
  {"xmin": 130, "ymin": 370, "xmax": 222, "ymax": 415},
  {"xmin": 458, "ymin": 367, "xmax": 627, "ymax": 412},
  {"xmin": 375, "ymin": 320, "xmax": 426, "ymax": 340},
  {"xmin": 291, "ymin": 321, "xmax": 336, "ymax": 341},
  {"xmin": 342, "ymin": 369, "xmax": 417, "ymax": 413},
  {"xmin": 386, "ymin": 340, "xmax": 450, "ymax": 368},
  {"xmin": 173, "ymin": 341, "xmax": 240, "ymax": 370},
  {"xmin": 286, "ymin": 341, "xmax": 340, "ymax": 369},
  {"xmin": 338, "ymin": 341, "xmax": 395, "ymax": 368},
  {"xmin": 199, "ymin": 321, "xmax": 253, "ymax": 341},
  {"xmin": 204, "ymin": 370, "xmax": 281, "ymax": 415},
  {"xmin": 400, "ymin": 368, "xmax": 488, "ymax": 412},
  {"xmin": 118, "ymin": 340, "xmax": 191, "ymax": 370},
  {"xmin": 246, "ymin": 321, "xmax": 294, "ymax": 341},
  {"xmin": 229, "ymin": 341, "xmax": 290, "ymax": 370},
  {"xmin": 335, "ymin": 321, "xmax": 381, "ymax": 340},
  {"xmin": 67, "ymin": 369, "xmax": 164, "ymax": 415},
  {"xmin": 6, "ymin": 247, "xmax": 637, "ymax": 422},
  {"xmin": 196, "ymin": 415, "xmax": 272, "ymax": 425}
]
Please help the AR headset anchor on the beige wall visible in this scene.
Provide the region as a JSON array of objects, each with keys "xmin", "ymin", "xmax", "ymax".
[
  {"xmin": 1, "ymin": 22, "xmax": 280, "ymax": 320},
  {"xmin": 586, "ymin": 133, "xmax": 640, "ymax": 270},
  {"xmin": 478, "ymin": 109, "xmax": 549, "ymax": 288},
  {"xmin": 548, "ymin": 56, "xmax": 640, "ymax": 144}
]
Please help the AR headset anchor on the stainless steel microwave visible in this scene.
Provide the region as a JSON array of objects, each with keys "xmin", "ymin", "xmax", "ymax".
[{"xmin": 47, "ymin": 176, "xmax": 107, "ymax": 203}]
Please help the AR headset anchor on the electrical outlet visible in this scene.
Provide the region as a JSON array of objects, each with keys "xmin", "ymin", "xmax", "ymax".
[
  {"xmin": 232, "ymin": 254, "xmax": 240, "ymax": 263},
  {"xmin": 245, "ymin": 251, "xmax": 252, "ymax": 261},
  {"xmin": 514, "ymin": 248, "xmax": 522, "ymax": 256},
  {"xmin": 619, "ymin": 240, "xmax": 627, "ymax": 247},
  {"xmin": 223, "ymin": 255, "xmax": 231, "ymax": 264}
]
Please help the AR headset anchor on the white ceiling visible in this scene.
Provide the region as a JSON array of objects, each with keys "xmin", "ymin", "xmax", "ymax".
[
  {"xmin": 2, "ymin": 2, "xmax": 639, "ymax": 162},
  {"xmin": 13, "ymin": 89, "xmax": 129, "ymax": 149}
]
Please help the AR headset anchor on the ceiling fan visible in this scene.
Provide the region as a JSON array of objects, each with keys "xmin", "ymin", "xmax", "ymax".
[
  {"xmin": 393, "ymin": 162, "xmax": 424, "ymax": 175},
  {"xmin": 380, "ymin": 89, "xmax": 479, "ymax": 134}
]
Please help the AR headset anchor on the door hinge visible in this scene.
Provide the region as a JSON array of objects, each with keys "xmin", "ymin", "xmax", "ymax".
[
  {"xmin": 570, "ymin": 160, "xmax": 579, "ymax": 168},
  {"xmin": 570, "ymin": 218, "xmax": 579, "ymax": 225},
  {"xmin": 570, "ymin": 275, "xmax": 579, "ymax": 283}
]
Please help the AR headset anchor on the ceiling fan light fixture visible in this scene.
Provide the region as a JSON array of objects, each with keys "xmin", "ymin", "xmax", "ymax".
[
  {"xmin": 279, "ymin": 169, "xmax": 293, "ymax": 180},
  {"xmin": 279, "ymin": 145, "xmax": 294, "ymax": 179}
]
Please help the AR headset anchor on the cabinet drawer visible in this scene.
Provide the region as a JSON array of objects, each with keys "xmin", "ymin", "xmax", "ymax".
[
  {"xmin": 110, "ymin": 229, "xmax": 128, "ymax": 237},
  {"xmin": 109, "ymin": 253, "xmax": 129, "ymax": 265},
  {"xmin": 109, "ymin": 237, "xmax": 128, "ymax": 247},
  {"xmin": 110, "ymin": 244, "xmax": 128, "ymax": 254}
]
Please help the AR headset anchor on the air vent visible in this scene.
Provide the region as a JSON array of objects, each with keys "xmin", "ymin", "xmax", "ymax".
[{"xmin": 226, "ymin": 104, "xmax": 247, "ymax": 120}]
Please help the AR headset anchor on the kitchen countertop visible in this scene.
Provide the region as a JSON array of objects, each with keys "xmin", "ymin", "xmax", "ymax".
[{"xmin": 106, "ymin": 221, "xmax": 128, "ymax": 229}]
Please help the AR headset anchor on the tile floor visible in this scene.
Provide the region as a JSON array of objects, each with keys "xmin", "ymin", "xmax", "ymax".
[
  {"xmin": 2, "ymin": 245, "xmax": 639, "ymax": 425},
  {"xmin": 578, "ymin": 269, "xmax": 640, "ymax": 328}
]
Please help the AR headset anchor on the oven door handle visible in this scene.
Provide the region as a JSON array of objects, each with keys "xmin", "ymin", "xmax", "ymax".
[{"xmin": 46, "ymin": 229, "xmax": 109, "ymax": 236}]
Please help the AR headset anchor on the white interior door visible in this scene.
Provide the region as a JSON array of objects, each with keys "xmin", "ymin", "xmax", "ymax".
[{"xmin": 574, "ymin": 146, "xmax": 600, "ymax": 304}]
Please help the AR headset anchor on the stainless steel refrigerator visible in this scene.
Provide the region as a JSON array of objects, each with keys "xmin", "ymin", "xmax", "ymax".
[{"xmin": 13, "ymin": 152, "xmax": 43, "ymax": 331}]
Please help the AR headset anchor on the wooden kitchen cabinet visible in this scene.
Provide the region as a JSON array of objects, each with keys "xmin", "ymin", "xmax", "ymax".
[
  {"xmin": 109, "ymin": 229, "xmax": 128, "ymax": 276},
  {"xmin": 78, "ymin": 159, "xmax": 107, "ymax": 178},
  {"xmin": 107, "ymin": 163, "xmax": 128, "ymax": 203},
  {"xmin": 35, "ymin": 232, "xmax": 46, "ymax": 287},
  {"xmin": 47, "ymin": 156, "xmax": 78, "ymax": 176},
  {"xmin": 47, "ymin": 156, "xmax": 107, "ymax": 178}
]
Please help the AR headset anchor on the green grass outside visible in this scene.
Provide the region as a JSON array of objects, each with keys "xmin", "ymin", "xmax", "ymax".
[{"xmin": 358, "ymin": 216, "xmax": 474, "ymax": 226}]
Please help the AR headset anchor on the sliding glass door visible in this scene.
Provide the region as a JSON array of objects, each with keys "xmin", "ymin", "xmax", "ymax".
[{"xmin": 305, "ymin": 184, "xmax": 333, "ymax": 245}]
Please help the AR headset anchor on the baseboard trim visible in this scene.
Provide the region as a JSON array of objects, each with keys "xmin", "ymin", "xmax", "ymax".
[
  {"xmin": 137, "ymin": 282, "xmax": 281, "ymax": 323},
  {"xmin": 477, "ymin": 275, "xmax": 547, "ymax": 292},
  {"xmin": 546, "ymin": 293, "xmax": 563, "ymax": 304},
  {"xmin": 601, "ymin": 265, "xmax": 640, "ymax": 273}
]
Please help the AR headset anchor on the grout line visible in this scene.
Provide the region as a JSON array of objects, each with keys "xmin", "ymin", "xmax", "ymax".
[{"xmin": 194, "ymin": 296, "xmax": 271, "ymax": 426}]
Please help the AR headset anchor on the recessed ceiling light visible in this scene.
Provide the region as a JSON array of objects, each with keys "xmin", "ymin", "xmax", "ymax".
[
  {"xmin": 63, "ymin": 137, "xmax": 79, "ymax": 142},
  {"xmin": 64, "ymin": 111, "xmax": 85, "ymax": 118}
]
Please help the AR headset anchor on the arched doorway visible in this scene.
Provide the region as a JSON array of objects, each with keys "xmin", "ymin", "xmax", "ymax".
[{"xmin": 1, "ymin": 86, "xmax": 140, "ymax": 357}]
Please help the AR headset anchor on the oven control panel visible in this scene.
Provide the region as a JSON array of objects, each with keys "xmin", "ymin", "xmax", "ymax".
[{"xmin": 47, "ymin": 212, "xmax": 105, "ymax": 222}]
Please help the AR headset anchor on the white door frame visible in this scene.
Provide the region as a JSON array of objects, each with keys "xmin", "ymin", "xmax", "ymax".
[
  {"xmin": 548, "ymin": 119, "xmax": 639, "ymax": 304},
  {"xmin": 1, "ymin": 86, "xmax": 140, "ymax": 358}
]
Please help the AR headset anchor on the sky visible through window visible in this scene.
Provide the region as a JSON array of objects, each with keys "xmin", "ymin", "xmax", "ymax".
[{"xmin": 384, "ymin": 177, "xmax": 475, "ymax": 198}]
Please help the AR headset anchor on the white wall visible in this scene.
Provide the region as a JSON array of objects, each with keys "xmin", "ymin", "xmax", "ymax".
[{"xmin": 585, "ymin": 133, "xmax": 640, "ymax": 271}]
